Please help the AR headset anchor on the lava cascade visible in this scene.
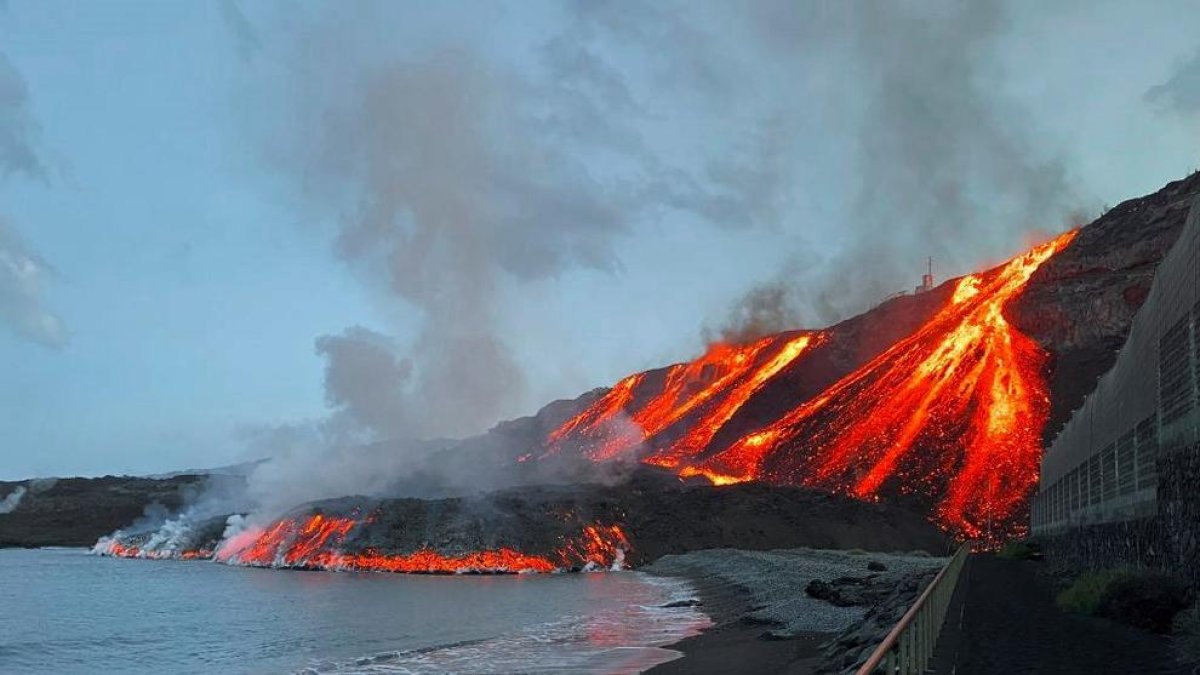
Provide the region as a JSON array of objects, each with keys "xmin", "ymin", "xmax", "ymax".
[
  {"xmin": 545, "ymin": 232, "xmax": 1077, "ymax": 544},
  {"xmin": 207, "ymin": 513, "xmax": 631, "ymax": 574},
  {"xmin": 545, "ymin": 333, "xmax": 819, "ymax": 463}
]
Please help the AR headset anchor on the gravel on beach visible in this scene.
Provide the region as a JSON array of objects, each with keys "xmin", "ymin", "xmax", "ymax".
[{"xmin": 647, "ymin": 547, "xmax": 946, "ymax": 636}]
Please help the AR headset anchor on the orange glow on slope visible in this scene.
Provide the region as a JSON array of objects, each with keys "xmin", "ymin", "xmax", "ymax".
[
  {"xmin": 545, "ymin": 373, "xmax": 646, "ymax": 454},
  {"xmin": 546, "ymin": 334, "xmax": 817, "ymax": 462},
  {"xmin": 690, "ymin": 231, "xmax": 1077, "ymax": 543},
  {"xmin": 645, "ymin": 333, "xmax": 819, "ymax": 469},
  {"xmin": 212, "ymin": 514, "xmax": 631, "ymax": 574}
]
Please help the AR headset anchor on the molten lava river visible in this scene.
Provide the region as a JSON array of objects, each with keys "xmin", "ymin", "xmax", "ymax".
[
  {"xmin": 98, "ymin": 513, "xmax": 631, "ymax": 574},
  {"xmin": 544, "ymin": 231, "xmax": 1077, "ymax": 545}
]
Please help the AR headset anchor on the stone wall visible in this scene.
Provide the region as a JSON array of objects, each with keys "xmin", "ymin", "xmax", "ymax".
[
  {"xmin": 1038, "ymin": 517, "xmax": 1161, "ymax": 573},
  {"xmin": 1037, "ymin": 441, "xmax": 1200, "ymax": 589},
  {"xmin": 1157, "ymin": 441, "xmax": 1200, "ymax": 588}
]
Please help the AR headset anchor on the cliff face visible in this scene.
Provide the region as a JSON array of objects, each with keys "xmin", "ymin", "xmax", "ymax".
[
  {"xmin": 1011, "ymin": 172, "xmax": 1200, "ymax": 442},
  {"xmin": 0, "ymin": 475, "xmax": 206, "ymax": 548}
]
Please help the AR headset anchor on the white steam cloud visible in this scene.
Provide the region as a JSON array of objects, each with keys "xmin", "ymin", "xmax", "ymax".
[{"xmin": 0, "ymin": 486, "xmax": 25, "ymax": 514}]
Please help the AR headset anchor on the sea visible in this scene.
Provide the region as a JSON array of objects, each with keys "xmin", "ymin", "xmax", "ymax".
[{"xmin": 0, "ymin": 548, "xmax": 711, "ymax": 674}]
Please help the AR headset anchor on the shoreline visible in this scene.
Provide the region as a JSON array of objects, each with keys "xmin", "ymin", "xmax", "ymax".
[
  {"xmin": 643, "ymin": 555, "xmax": 831, "ymax": 675},
  {"xmin": 642, "ymin": 547, "xmax": 947, "ymax": 675}
]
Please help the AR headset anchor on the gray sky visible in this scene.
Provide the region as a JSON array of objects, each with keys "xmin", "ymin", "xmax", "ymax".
[{"xmin": 2, "ymin": 1, "xmax": 1199, "ymax": 479}]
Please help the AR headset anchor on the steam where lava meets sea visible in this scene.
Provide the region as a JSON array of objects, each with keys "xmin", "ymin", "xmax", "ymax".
[
  {"xmin": 94, "ymin": 476, "xmax": 949, "ymax": 572},
  {"xmin": 89, "ymin": 172, "xmax": 1200, "ymax": 566}
]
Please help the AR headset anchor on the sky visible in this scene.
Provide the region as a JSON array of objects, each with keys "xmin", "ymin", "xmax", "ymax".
[{"xmin": 1, "ymin": 1, "xmax": 1199, "ymax": 480}]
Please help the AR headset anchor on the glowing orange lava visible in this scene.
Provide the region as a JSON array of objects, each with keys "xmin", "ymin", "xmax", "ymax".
[
  {"xmin": 96, "ymin": 540, "xmax": 212, "ymax": 560},
  {"xmin": 546, "ymin": 333, "xmax": 818, "ymax": 462},
  {"xmin": 212, "ymin": 514, "xmax": 631, "ymax": 574},
  {"xmin": 544, "ymin": 232, "xmax": 1077, "ymax": 545}
]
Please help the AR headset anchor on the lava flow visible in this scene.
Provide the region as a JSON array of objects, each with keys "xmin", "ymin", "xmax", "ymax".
[
  {"xmin": 694, "ymin": 231, "xmax": 1077, "ymax": 542},
  {"xmin": 545, "ymin": 231, "xmax": 1077, "ymax": 544},
  {"xmin": 212, "ymin": 513, "xmax": 631, "ymax": 574},
  {"xmin": 545, "ymin": 333, "xmax": 819, "ymax": 462},
  {"xmin": 94, "ymin": 538, "xmax": 212, "ymax": 560}
]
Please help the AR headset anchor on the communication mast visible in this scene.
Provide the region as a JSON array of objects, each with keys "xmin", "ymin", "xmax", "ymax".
[{"xmin": 915, "ymin": 257, "xmax": 934, "ymax": 294}]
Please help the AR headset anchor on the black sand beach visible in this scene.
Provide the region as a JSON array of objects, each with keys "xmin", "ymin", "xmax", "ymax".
[{"xmin": 644, "ymin": 548, "xmax": 946, "ymax": 674}]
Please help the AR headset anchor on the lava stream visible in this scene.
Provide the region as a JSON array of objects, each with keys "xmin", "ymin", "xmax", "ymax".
[
  {"xmin": 546, "ymin": 333, "xmax": 818, "ymax": 463},
  {"xmin": 210, "ymin": 513, "xmax": 631, "ymax": 574},
  {"xmin": 692, "ymin": 230, "xmax": 1077, "ymax": 542}
]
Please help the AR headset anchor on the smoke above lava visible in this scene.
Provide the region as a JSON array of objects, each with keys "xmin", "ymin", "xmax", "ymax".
[
  {"xmin": 212, "ymin": 1, "xmax": 812, "ymax": 513},
  {"xmin": 201, "ymin": 1, "xmax": 1100, "ymax": 521},
  {"xmin": 832, "ymin": 2, "xmax": 1074, "ymax": 320},
  {"xmin": 702, "ymin": 1, "xmax": 1081, "ymax": 329}
]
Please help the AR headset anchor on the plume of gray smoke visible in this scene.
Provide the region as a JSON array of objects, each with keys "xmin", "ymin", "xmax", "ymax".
[
  {"xmin": 0, "ymin": 52, "xmax": 66, "ymax": 348},
  {"xmin": 315, "ymin": 327, "xmax": 413, "ymax": 442},
  {"xmin": 0, "ymin": 478, "xmax": 58, "ymax": 515},
  {"xmin": 808, "ymin": 2, "xmax": 1074, "ymax": 323},
  {"xmin": 214, "ymin": 2, "xmax": 1086, "ymax": 522},
  {"xmin": 0, "ymin": 52, "xmax": 45, "ymax": 181},
  {"xmin": 707, "ymin": 282, "xmax": 802, "ymax": 345},
  {"xmin": 703, "ymin": 1, "xmax": 1079, "ymax": 326},
  {"xmin": 211, "ymin": 3, "xmax": 786, "ymax": 517},
  {"xmin": 289, "ymin": 48, "xmax": 626, "ymax": 440},
  {"xmin": 0, "ymin": 218, "xmax": 67, "ymax": 348},
  {"xmin": 1147, "ymin": 48, "xmax": 1200, "ymax": 116},
  {"xmin": 0, "ymin": 485, "xmax": 25, "ymax": 514}
]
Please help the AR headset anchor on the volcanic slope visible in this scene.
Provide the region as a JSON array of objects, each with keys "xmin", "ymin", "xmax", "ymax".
[
  {"xmin": 452, "ymin": 173, "xmax": 1200, "ymax": 544},
  {"xmin": 96, "ymin": 475, "xmax": 948, "ymax": 571}
]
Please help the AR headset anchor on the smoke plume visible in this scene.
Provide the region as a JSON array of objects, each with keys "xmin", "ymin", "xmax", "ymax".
[
  {"xmin": 833, "ymin": 2, "xmax": 1072, "ymax": 318},
  {"xmin": 699, "ymin": 2, "xmax": 1079, "ymax": 327},
  {"xmin": 285, "ymin": 48, "xmax": 633, "ymax": 440},
  {"xmin": 212, "ymin": 2, "xmax": 1088, "ymax": 519},
  {"xmin": 0, "ymin": 218, "xmax": 67, "ymax": 348},
  {"xmin": 207, "ymin": 1, "xmax": 804, "ymax": 517},
  {"xmin": 0, "ymin": 52, "xmax": 66, "ymax": 348},
  {"xmin": 707, "ymin": 282, "xmax": 803, "ymax": 345},
  {"xmin": 0, "ymin": 52, "xmax": 45, "ymax": 181},
  {"xmin": 1147, "ymin": 46, "xmax": 1200, "ymax": 130},
  {"xmin": 0, "ymin": 485, "xmax": 25, "ymax": 514}
]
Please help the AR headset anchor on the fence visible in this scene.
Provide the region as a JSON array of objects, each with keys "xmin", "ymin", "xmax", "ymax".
[
  {"xmin": 855, "ymin": 543, "xmax": 970, "ymax": 675},
  {"xmin": 1033, "ymin": 197, "xmax": 1200, "ymax": 533}
]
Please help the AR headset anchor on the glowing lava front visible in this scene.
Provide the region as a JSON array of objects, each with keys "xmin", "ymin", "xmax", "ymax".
[
  {"xmin": 209, "ymin": 513, "xmax": 631, "ymax": 574},
  {"xmin": 544, "ymin": 231, "xmax": 1077, "ymax": 544},
  {"xmin": 93, "ymin": 538, "xmax": 212, "ymax": 560}
]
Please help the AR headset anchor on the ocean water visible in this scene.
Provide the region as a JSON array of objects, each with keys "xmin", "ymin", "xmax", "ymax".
[{"xmin": 0, "ymin": 548, "xmax": 710, "ymax": 674}]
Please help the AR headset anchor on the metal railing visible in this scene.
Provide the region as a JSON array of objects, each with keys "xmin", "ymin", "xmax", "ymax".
[{"xmin": 856, "ymin": 543, "xmax": 970, "ymax": 675}]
